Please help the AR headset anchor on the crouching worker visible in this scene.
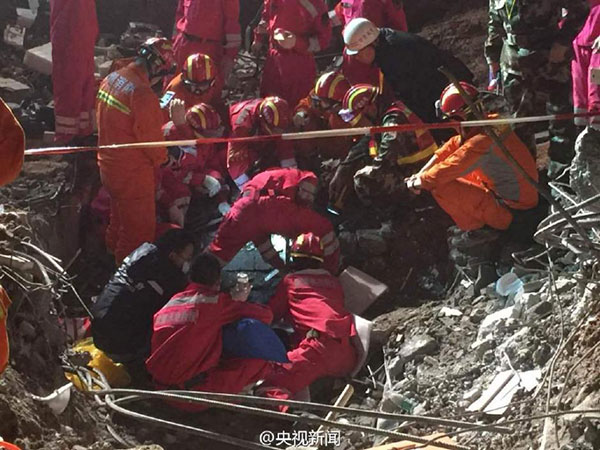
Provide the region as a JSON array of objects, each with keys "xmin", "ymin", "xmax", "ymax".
[
  {"xmin": 404, "ymin": 82, "xmax": 539, "ymax": 290},
  {"xmin": 91, "ymin": 229, "xmax": 195, "ymax": 380},
  {"xmin": 146, "ymin": 254, "xmax": 274, "ymax": 411},
  {"xmin": 257, "ymin": 233, "xmax": 357, "ymax": 410},
  {"xmin": 208, "ymin": 168, "xmax": 340, "ymax": 273}
]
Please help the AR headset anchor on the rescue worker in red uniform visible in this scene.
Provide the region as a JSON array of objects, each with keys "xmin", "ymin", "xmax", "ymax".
[
  {"xmin": 172, "ymin": 0, "xmax": 241, "ymax": 83},
  {"xmin": 253, "ymin": 0, "xmax": 332, "ymax": 108},
  {"xmin": 50, "ymin": 0, "xmax": 98, "ymax": 143},
  {"xmin": 161, "ymin": 53, "xmax": 226, "ymax": 121},
  {"xmin": 208, "ymin": 168, "xmax": 341, "ymax": 274},
  {"xmin": 227, "ymin": 96, "xmax": 296, "ymax": 188},
  {"xmin": 96, "ymin": 38, "xmax": 176, "ymax": 263},
  {"xmin": 293, "ymin": 71, "xmax": 357, "ymax": 162},
  {"xmin": 159, "ymin": 102, "xmax": 229, "ymax": 227},
  {"xmin": 258, "ymin": 233, "xmax": 357, "ymax": 408},
  {"xmin": 405, "ymin": 82, "xmax": 539, "ymax": 232},
  {"xmin": 0, "ymin": 98, "xmax": 25, "ymax": 374},
  {"xmin": 146, "ymin": 253, "xmax": 273, "ymax": 410}
]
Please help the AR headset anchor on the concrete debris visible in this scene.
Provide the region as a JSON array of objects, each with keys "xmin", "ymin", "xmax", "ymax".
[
  {"xmin": 0, "ymin": 77, "xmax": 32, "ymax": 103},
  {"xmin": 467, "ymin": 369, "xmax": 541, "ymax": 415},
  {"xmin": 439, "ymin": 306, "xmax": 462, "ymax": 317},
  {"xmin": 365, "ymin": 434, "xmax": 458, "ymax": 450},
  {"xmin": 398, "ymin": 334, "xmax": 438, "ymax": 361},
  {"xmin": 477, "ymin": 306, "xmax": 516, "ymax": 341},
  {"xmin": 571, "ymin": 128, "xmax": 600, "ymax": 212},
  {"xmin": 356, "ymin": 229, "xmax": 389, "ymax": 256},
  {"xmin": 23, "ymin": 42, "xmax": 52, "ymax": 76},
  {"xmin": 523, "ymin": 300, "xmax": 553, "ymax": 322},
  {"xmin": 16, "ymin": 8, "xmax": 37, "ymax": 28},
  {"xmin": 3, "ymin": 25, "xmax": 26, "ymax": 48}
]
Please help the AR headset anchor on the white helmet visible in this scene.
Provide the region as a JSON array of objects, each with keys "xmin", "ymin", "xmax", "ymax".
[{"xmin": 343, "ymin": 18, "xmax": 379, "ymax": 55}]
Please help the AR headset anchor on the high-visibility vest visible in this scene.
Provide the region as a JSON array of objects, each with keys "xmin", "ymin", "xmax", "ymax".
[{"xmin": 383, "ymin": 101, "xmax": 438, "ymax": 166}]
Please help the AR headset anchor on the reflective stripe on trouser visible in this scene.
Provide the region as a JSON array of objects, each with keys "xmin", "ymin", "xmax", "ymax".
[{"xmin": 431, "ymin": 178, "xmax": 514, "ymax": 231}]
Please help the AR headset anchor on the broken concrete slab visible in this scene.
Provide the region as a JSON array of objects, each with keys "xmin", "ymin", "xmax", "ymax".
[
  {"xmin": 477, "ymin": 306, "xmax": 516, "ymax": 340},
  {"xmin": 339, "ymin": 265, "xmax": 388, "ymax": 315},
  {"xmin": 3, "ymin": 24, "xmax": 26, "ymax": 48},
  {"xmin": 440, "ymin": 306, "xmax": 462, "ymax": 317},
  {"xmin": 468, "ymin": 369, "xmax": 541, "ymax": 415},
  {"xmin": 398, "ymin": 334, "xmax": 438, "ymax": 361},
  {"xmin": 0, "ymin": 77, "xmax": 32, "ymax": 103},
  {"xmin": 24, "ymin": 42, "xmax": 52, "ymax": 76},
  {"xmin": 16, "ymin": 8, "xmax": 37, "ymax": 28},
  {"xmin": 524, "ymin": 300, "xmax": 552, "ymax": 321}
]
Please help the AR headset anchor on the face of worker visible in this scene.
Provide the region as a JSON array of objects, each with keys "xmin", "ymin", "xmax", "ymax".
[
  {"xmin": 355, "ymin": 45, "xmax": 376, "ymax": 65},
  {"xmin": 170, "ymin": 243, "xmax": 195, "ymax": 274}
]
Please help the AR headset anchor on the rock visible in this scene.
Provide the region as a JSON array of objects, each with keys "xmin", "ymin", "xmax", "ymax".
[
  {"xmin": 477, "ymin": 307, "xmax": 515, "ymax": 340},
  {"xmin": 469, "ymin": 307, "xmax": 487, "ymax": 324},
  {"xmin": 440, "ymin": 306, "xmax": 462, "ymax": 317},
  {"xmin": 532, "ymin": 342, "xmax": 552, "ymax": 366},
  {"xmin": 525, "ymin": 300, "xmax": 552, "ymax": 321},
  {"xmin": 555, "ymin": 278, "xmax": 576, "ymax": 294},
  {"xmin": 18, "ymin": 320, "xmax": 36, "ymax": 340},
  {"xmin": 463, "ymin": 387, "xmax": 482, "ymax": 403},
  {"xmin": 72, "ymin": 446, "xmax": 87, "ymax": 450},
  {"xmin": 356, "ymin": 229, "xmax": 388, "ymax": 256},
  {"xmin": 338, "ymin": 231, "xmax": 357, "ymax": 255},
  {"xmin": 398, "ymin": 334, "xmax": 438, "ymax": 361},
  {"xmin": 516, "ymin": 291, "xmax": 542, "ymax": 310},
  {"xmin": 24, "ymin": 42, "xmax": 52, "ymax": 76},
  {"xmin": 386, "ymin": 356, "xmax": 404, "ymax": 379},
  {"xmin": 0, "ymin": 77, "xmax": 32, "ymax": 103},
  {"xmin": 471, "ymin": 338, "xmax": 495, "ymax": 358}
]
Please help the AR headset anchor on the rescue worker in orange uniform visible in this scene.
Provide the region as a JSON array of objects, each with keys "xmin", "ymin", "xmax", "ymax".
[
  {"xmin": 96, "ymin": 38, "xmax": 176, "ymax": 264},
  {"xmin": 257, "ymin": 233, "xmax": 356, "ymax": 409},
  {"xmin": 293, "ymin": 71, "xmax": 357, "ymax": 163},
  {"xmin": 50, "ymin": 0, "xmax": 98, "ymax": 143},
  {"xmin": 147, "ymin": 253, "xmax": 273, "ymax": 410},
  {"xmin": 209, "ymin": 168, "xmax": 340, "ymax": 274},
  {"xmin": 405, "ymin": 82, "xmax": 539, "ymax": 232},
  {"xmin": 0, "ymin": 98, "xmax": 25, "ymax": 375},
  {"xmin": 172, "ymin": 0, "xmax": 241, "ymax": 83},
  {"xmin": 252, "ymin": 0, "xmax": 332, "ymax": 108},
  {"xmin": 159, "ymin": 102, "xmax": 230, "ymax": 226},
  {"xmin": 227, "ymin": 96, "xmax": 296, "ymax": 189},
  {"xmin": 161, "ymin": 53, "xmax": 226, "ymax": 122}
]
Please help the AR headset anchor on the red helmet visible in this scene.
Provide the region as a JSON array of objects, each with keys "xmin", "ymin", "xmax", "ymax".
[
  {"xmin": 314, "ymin": 71, "xmax": 351, "ymax": 104},
  {"xmin": 258, "ymin": 97, "xmax": 291, "ymax": 135},
  {"xmin": 438, "ymin": 82, "xmax": 481, "ymax": 119},
  {"xmin": 183, "ymin": 53, "xmax": 217, "ymax": 84},
  {"xmin": 185, "ymin": 103, "xmax": 224, "ymax": 137},
  {"xmin": 339, "ymin": 84, "xmax": 379, "ymax": 123},
  {"xmin": 139, "ymin": 37, "xmax": 176, "ymax": 78},
  {"xmin": 291, "ymin": 232, "xmax": 324, "ymax": 262}
]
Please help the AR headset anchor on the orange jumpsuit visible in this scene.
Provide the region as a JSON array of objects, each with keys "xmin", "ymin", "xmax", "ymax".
[
  {"xmin": 419, "ymin": 127, "xmax": 538, "ymax": 231},
  {"xmin": 161, "ymin": 73, "xmax": 227, "ymax": 123},
  {"xmin": 96, "ymin": 63, "xmax": 167, "ymax": 263},
  {"xmin": 0, "ymin": 98, "xmax": 25, "ymax": 186},
  {"xmin": 0, "ymin": 99, "xmax": 23, "ymax": 375}
]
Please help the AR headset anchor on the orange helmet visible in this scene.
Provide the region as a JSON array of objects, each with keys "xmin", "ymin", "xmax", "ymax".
[
  {"xmin": 258, "ymin": 97, "xmax": 291, "ymax": 135},
  {"xmin": 291, "ymin": 232, "xmax": 324, "ymax": 262},
  {"xmin": 437, "ymin": 82, "xmax": 481, "ymax": 120},
  {"xmin": 182, "ymin": 53, "xmax": 218, "ymax": 94},
  {"xmin": 339, "ymin": 84, "xmax": 379, "ymax": 123},
  {"xmin": 139, "ymin": 37, "xmax": 176, "ymax": 78},
  {"xmin": 313, "ymin": 71, "xmax": 351, "ymax": 109},
  {"xmin": 185, "ymin": 103, "xmax": 224, "ymax": 137}
]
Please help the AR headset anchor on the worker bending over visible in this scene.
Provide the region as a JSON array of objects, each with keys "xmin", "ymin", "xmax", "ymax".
[{"xmin": 146, "ymin": 253, "xmax": 273, "ymax": 410}]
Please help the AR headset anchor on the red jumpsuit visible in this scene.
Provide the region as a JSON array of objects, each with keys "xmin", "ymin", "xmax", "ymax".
[
  {"xmin": 227, "ymin": 99, "xmax": 296, "ymax": 188},
  {"xmin": 258, "ymin": 0, "xmax": 332, "ymax": 107},
  {"xmin": 50, "ymin": 0, "xmax": 99, "ymax": 142},
  {"xmin": 209, "ymin": 168, "xmax": 340, "ymax": 273},
  {"xmin": 572, "ymin": 0, "xmax": 600, "ymax": 130},
  {"xmin": 146, "ymin": 282, "xmax": 273, "ymax": 411},
  {"xmin": 157, "ymin": 121, "xmax": 227, "ymax": 217},
  {"xmin": 172, "ymin": 0, "xmax": 241, "ymax": 87},
  {"xmin": 161, "ymin": 73, "xmax": 227, "ymax": 123},
  {"xmin": 96, "ymin": 63, "xmax": 167, "ymax": 263},
  {"xmin": 419, "ymin": 125, "xmax": 538, "ymax": 231},
  {"xmin": 259, "ymin": 268, "xmax": 356, "ymax": 407}
]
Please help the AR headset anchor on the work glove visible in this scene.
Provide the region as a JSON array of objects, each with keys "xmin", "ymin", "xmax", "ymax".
[
  {"xmin": 202, "ymin": 175, "xmax": 221, "ymax": 197},
  {"xmin": 218, "ymin": 202, "xmax": 231, "ymax": 216},
  {"xmin": 273, "ymin": 28, "xmax": 296, "ymax": 50},
  {"xmin": 293, "ymin": 110, "xmax": 310, "ymax": 129},
  {"xmin": 404, "ymin": 175, "xmax": 422, "ymax": 194},
  {"xmin": 487, "ymin": 63, "xmax": 501, "ymax": 92},
  {"xmin": 169, "ymin": 98, "xmax": 187, "ymax": 126},
  {"xmin": 593, "ymin": 36, "xmax": 600, "ymax": 53}
]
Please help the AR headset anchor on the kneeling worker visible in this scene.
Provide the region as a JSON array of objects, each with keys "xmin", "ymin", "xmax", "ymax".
[{"xmin": 405, "ymin": 83, "xmax": 538, "ymax": 288}]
